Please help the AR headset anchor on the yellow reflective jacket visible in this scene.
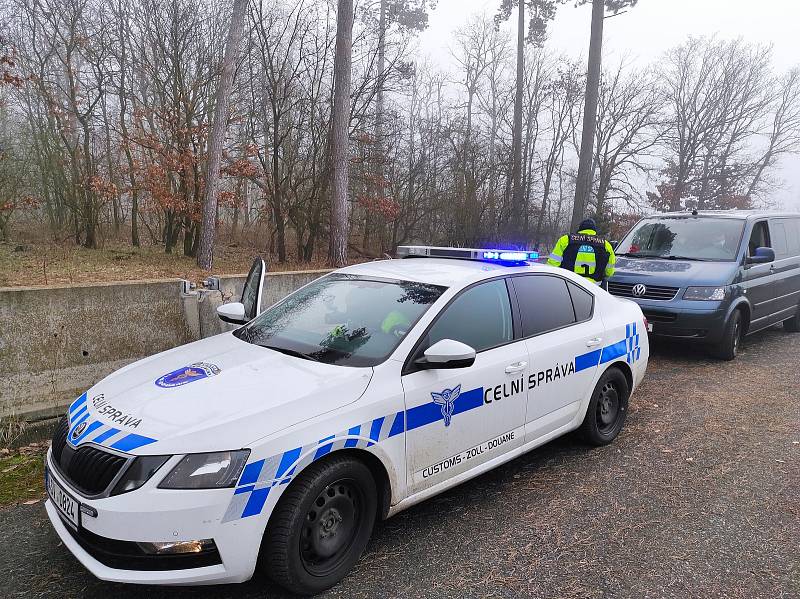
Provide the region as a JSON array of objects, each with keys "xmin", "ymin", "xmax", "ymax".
[{"xmin": 547, "ymin": 228, "xmax": 616, "ymax": 283}]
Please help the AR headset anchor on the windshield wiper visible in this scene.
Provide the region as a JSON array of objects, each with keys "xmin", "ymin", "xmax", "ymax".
[
  {"xmin": 617, "ymin": 252, "xmax": 661, "ymax": 259},
  {"xmin": 259, "ymin": 344, "xmax": 320, "ymax": 362},
  {"xmin": 662, "ymin": 255, "xmax": 709, "ymax": 261}
]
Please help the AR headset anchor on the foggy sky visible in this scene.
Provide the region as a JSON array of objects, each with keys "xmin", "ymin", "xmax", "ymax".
[{"xmin": 417, "ymin": 0, "xmax": 800, "ymax": 210}]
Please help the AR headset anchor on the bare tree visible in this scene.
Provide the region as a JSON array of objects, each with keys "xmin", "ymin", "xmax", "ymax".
[
  {"xmin": 329, "ymin": 0, "xmax": 353, "ymax": 266},
  {"xmin": 197, "ymin": 0, "xmax": 249, "ymax": 270}
]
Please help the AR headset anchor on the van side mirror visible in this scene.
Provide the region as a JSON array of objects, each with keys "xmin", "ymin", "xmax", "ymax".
[
  {"xmin": 217, "ymin": 302, "xmax": 247, "ymax": 325},
  {"xmin": 415, "ymin": 339, "xmax": 476, "ymax": 369},
  {"xmin": 746, "ymin": 247, "xmax": 775, "ymax": 265}
]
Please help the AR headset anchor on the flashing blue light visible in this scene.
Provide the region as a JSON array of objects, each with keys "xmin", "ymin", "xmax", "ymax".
[
  {"xmin": 499, "ymin": 251, "xmax": 528, "ymax": 261},
  {"xmin": 482, "ymin": 251, "xmax": 500, "ymax": 260}
]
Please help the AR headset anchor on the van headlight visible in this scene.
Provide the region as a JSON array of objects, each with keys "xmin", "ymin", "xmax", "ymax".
[
  {"xmin": 683, "ymin": 286, "xmax": 727, "ymax": 301},
  {"xmin": 158, "ymin": 450, "xmax": 250, "ymax": 489}
]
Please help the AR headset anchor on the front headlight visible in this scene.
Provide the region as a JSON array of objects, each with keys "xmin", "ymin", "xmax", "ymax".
[
  {"xmin": 158, "ymin": 450, "xmax": 250, "ymax": 490},
  {"xmin": 683, "ymin": 286, "xmax": 727, "ymax": 301},
  {"xmin": 111, "ymin": 455, "xmax": 171, "ymax": 496}
]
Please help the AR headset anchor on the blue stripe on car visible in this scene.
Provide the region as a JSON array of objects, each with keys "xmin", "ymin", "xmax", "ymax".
[
  {"xmin": 109, "ymin": 433, "xmax": 157, "ymax": 452},
  {"xmin": 69, "ymin": 392, "xmax": 87, "ymax": 415}
]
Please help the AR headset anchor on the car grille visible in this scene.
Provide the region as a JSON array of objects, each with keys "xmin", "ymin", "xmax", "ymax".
[
  {"xmin": 642, "ymin": 310, "xmax": 678, "ymax": 323},
  {"xmin": 607, "ymin": 282, "xmax": 679, "ymax": 301},
  {"xmin": 51, "ymin": 416, "xmax": 128, "ymax": 496}
]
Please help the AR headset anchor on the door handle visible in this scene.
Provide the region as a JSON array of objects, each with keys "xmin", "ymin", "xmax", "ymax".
[
  {"xmin": 505, "ymin": 361, "xmax": 528, "ymax": 374},
  {"xmin": 586, "ymin": 337, "xmax": 603, "ymax": 347}
]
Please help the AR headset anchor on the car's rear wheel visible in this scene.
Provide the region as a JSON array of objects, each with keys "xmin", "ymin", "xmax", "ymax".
[
  {"xmin": 260, "ymin": 455, "xmax": 377, "ymax": 595},
  {"xmin": 579, "ymin": 367, "xmax": 630, "ymax": 446},
  {"xmin": 784, "ymin": 302, "xmax": 800, "ymax": 332},
  {"xmin": 711, "ymin": 309, "xmax": 743, "ymax": 361}
]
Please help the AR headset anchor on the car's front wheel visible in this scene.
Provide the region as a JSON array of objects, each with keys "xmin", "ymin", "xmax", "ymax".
[
  {"xmin": 711, "ymin": 308, "xmax": 743, "ymax": 361},
  {"xmin": 579, "ymin": 367, "xmax": 630, "ymax": 446},
  {"xmin": 260, "ymin": 455, "xmax": 377, "ymax": 595}
]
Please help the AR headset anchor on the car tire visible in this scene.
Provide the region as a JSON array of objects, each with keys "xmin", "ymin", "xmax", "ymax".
[
  {"xmin": 711, "ymin": 309, "xmax": 743, "ymax": 361},
  {"xmin": 260, "ymin": 455, "xmax": 377, "ymax": 596},
  {"xmin": 579, "ymin": 367, "xmax": 630, "ymax": 446},
  {"xmin": 784, "ymin": 303, "xmax": 800, "ymax": 332}
]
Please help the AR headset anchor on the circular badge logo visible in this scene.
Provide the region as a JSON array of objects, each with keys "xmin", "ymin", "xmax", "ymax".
[
  {"xmin": 71, "ymin": 421, "xmax": 87, "ymax": 440},
  {"xmin": 632, "ymin": 284, "xmax": 647, "ymax": 297}
]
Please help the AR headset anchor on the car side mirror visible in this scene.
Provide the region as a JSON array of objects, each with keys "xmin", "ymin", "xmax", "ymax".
[
  {"xmin": 415, "ymin": 339, "xmax": 476, "ymax": 369},
  {"xmin": 217, "ymin": 302, "xmax": 247, "ymax": 325},
  {"xmin": 610, "ymin": 240, "xmax": 619, "ymax": 249},
  {"xmin": 746, "ymin": 246, "xmax": 775, "ymax": 265}
]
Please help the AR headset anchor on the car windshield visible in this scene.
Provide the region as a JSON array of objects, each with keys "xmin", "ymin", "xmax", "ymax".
[
  {"xmin": 234, "ymin": 274, "xmax": 445, "ymax": 367},
  {"xmin": 616, "ymin": 217, "xmax": 745, "ymax": 261}
]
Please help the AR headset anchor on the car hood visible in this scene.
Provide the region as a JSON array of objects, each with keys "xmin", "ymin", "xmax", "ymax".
[
  {"xmin": 71, "ymin": 333, "xmax": 373, "ymax": 455},
  {"xmin": 612, "ymin": 257, "xmax": 738, "ymax": 287}
]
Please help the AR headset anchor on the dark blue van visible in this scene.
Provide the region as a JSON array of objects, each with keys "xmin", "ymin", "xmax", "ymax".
[{"xmin": 609, "ymin": 210, "xmax": 800, "ymax": 360}]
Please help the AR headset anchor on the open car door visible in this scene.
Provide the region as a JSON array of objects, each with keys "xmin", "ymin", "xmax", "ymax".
[{"xmin": 217, "ymin": 257, "xmax": 266, "ymax": 325}]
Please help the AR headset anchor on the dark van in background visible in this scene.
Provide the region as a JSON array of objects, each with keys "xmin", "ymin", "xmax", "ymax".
[{"xmin": 609, "ymin": 210, "xmax": 800, "ymax": 360}]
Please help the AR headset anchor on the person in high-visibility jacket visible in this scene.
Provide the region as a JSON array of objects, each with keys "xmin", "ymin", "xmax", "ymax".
[{"xmin": 547, "ymin": 218, "xmax": 616, "ymax": 284}]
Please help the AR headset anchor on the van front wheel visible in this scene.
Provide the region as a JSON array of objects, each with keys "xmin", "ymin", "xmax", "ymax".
[{"xmin": 711, "ymin": 309, "xmax": 742, "ymax": 360}]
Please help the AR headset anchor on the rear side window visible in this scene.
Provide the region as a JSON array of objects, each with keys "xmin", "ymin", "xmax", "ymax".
[
  {"xmin": 777, "ymin": 219, "xmax": 800, "ymax": 257},
  {"xmin": 512, "ymin": 275, "xmax": 576, "ymax": 337},
  {"xmin": 568, "ymin": 282, "xmax": 594, "ymax": 321},
  {"xmin": 427, "ymin": 279, "xmax": 513, "ymax": 352},
  {"xmin": 770, "ymin": 220, "xmax": 789, "ymax": 258}
]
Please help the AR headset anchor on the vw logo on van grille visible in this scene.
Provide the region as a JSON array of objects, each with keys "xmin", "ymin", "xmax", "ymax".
[{"xmin": 632, "ymin": 284, "xmax": 647, "ymax": 297}]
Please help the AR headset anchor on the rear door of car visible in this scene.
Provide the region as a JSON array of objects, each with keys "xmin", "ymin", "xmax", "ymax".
[
  {"xmin": 509, "ymin": 274, "xmax": 606, "ymax": 442},
  {"xmin": 768, "ymin": 218, "xmax": 800, "ymax": 317}
]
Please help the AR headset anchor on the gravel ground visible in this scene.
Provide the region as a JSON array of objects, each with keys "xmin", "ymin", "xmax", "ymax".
[{"xmin": 2, "ymin": 329, "xmax": 798, "ymax": 599}]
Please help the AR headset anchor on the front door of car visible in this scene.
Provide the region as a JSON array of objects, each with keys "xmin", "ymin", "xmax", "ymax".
[
  {"xmin": 241, "ymin": 257, "xmax": 266, "ymax": 319},
  {"xmin": 401, "ymin": 278, "xmax": 527, "ymax": 495},
  {"xmin": 509, "ymin": 275, "xmax": 607, "ymax": 441},
  {"xmin": 742, "ymin": 220, "xmax": 779, "ymax": 327}
]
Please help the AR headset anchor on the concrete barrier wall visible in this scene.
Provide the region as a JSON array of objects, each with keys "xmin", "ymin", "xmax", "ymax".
[{"xmin": 0, "ymin": 269, "xmax": 330, "ymax": 421}]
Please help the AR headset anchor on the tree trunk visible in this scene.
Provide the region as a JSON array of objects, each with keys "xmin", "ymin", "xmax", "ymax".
[
  {"xmin": 571, "ymin": 0, "xmax": 604, "ymax": 230},
  {"xmin": 510, "ymin": 0, "xmax": 525, "ymax": 244},
  {"xmin": 329, "ymin": 0, "xmax": 354, "ymax": 267},
  {"xmin": 196, "ymin": 0, "xmax": 249, "ymax": 270}
]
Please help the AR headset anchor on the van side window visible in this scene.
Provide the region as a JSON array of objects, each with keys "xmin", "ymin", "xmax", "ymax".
[
  {"xmin": 785, "ymin": 219, "xmax": 800, "ymax": 257},
  {"xmin": 748, "ymin": 221, "xmax": 770, "ymax": 256},
  {"xmin": 770, "ymin": 220, "xmax": 789, "ymax": 259}
]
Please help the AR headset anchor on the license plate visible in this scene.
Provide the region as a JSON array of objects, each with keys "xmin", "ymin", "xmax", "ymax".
[
  {"xmin": 46, "ymin": 467, "xmax": 80, "ymax": 529},
  {"xmin": 647, "ymin": 322, "xmax": 654, "ymax": 332}
]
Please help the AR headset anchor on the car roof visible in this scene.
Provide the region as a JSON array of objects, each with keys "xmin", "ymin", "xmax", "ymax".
[
  {"xmin": 336, "ymin": 257, "xmax": 555, "ymax": 288},
  {"xmin": 648, "ymin": 210, "xmax": 800, "ymax": 220}
]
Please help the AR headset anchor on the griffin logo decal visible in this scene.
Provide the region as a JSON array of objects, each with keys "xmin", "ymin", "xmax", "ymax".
[
  {"xmin": 431, "ymin": 385, "xmax": 461, "ymax": 427},
  {"xmin": 155, "ymin": 362, "xmax": 221, "ymax": 388}
]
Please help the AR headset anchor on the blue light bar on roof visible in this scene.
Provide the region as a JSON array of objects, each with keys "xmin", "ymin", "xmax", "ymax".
[{"xmin": 396, "ymin": 246, "xmax": 539, "ymax": 264}]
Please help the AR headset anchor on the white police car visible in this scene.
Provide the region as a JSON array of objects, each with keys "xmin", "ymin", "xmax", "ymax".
[{"xmin": 45, "ymin": 247, "xmax": 649, "ymax": 594}]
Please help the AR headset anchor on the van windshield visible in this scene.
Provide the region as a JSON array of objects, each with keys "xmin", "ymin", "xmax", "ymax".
[
  {"xmin": 234, "ymin": 274, "xmax": 445, "ymax": 367},
  {"xmin": 616, "ymin": 217, "xmax": 745, "ymax": 261}
]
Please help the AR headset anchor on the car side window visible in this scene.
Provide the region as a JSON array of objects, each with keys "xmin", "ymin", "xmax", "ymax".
[
  {"xmin": 512, "ymin": 275, "xmax": 576, "ymax": 337},
  {"xmin": 567, "ymin": 282, "xmax": 594, "ymax": 321},
  {"xmin": 748, "ymin": 221, "xmax": 771, "ymax": 256},
  {"xmin": 426, "ymin": 279, "xmax": 513, "ymax": 352},
  {"xmin": 792, "ymin": 219, "xmax": 800, "ymax": 257},
  {"xmin": 770, "ymin": 220, "xmax": 789, "ymax": 259}
]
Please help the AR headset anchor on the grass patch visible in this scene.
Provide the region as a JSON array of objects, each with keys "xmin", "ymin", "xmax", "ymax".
[
  {"xmin": 0, "ymin": 237, "xmax": 334, "ymax": 288},
  {"xmin": 0, "ymin": 447, "xmax": 47, "ymax": 507}
]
